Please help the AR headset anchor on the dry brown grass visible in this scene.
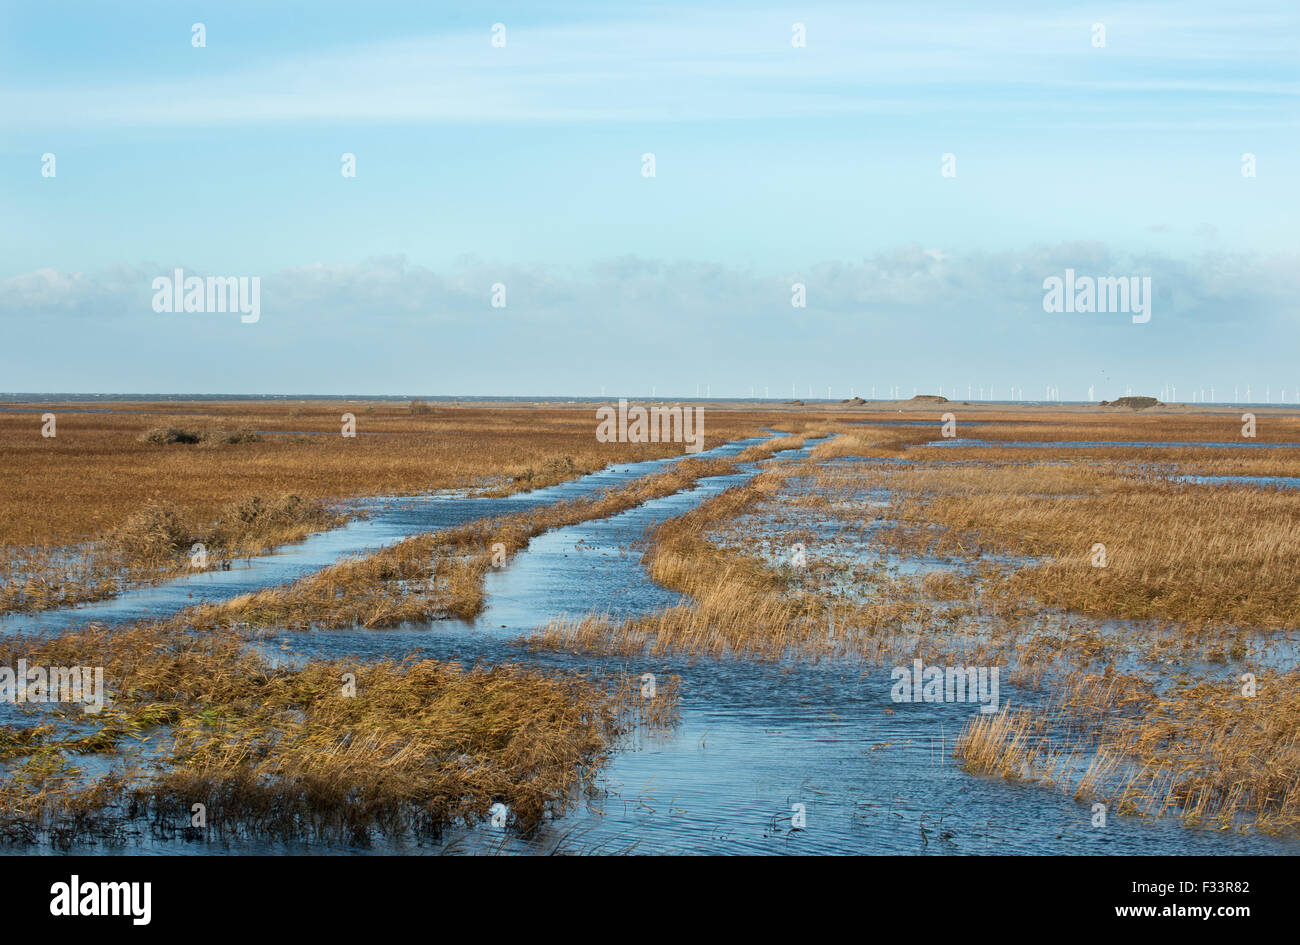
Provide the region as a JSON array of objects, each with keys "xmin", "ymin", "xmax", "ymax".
[
  {"xmin": 867, "ymin": 460, "xmax": 1300, "ymax": 629},
  {"xmin": 843, "ymin": 405, "xmax": 1300, "ymax": 443},
  {"xmin": 959, "ymin": 412, "xmax": 1300, "ymax": 444},
  {"xmin": 807, "ymin": 424, "xmax": 936, "ymax": 460},
  {"xmin": 0, "ymin": 400, "xmax": 793, "ymax": 548}
]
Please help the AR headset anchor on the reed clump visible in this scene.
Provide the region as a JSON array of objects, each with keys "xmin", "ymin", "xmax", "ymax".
[
  {"xmin": 954, "ymin": 672, "xmax": 1300, "ymax": 832},
  {"xmin": 140, "ymin": 426, "xmax": 202, "ymax": 444},
  {"xmin": 0, "ymin": 620, "xmax": 677, "ymax": 846},
  {"xmin": 111, "ymin": 502, "xmax": 192, "ymax": 565},
  {"xmin": 110, "ymin": 494, "xmax": 344, "ymax": 569},
  {"xmin": 953, "ymin": 705, "xmax": 1045, "ymax": 780},
  {"xmin": 139, "ymin": 426, "xmax": 262, "ymax": 446}
]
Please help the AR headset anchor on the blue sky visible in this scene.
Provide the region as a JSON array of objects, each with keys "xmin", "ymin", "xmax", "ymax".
[{"xmin": 1, "ymin": 0, "xmax": 1297, "ymax": 399}]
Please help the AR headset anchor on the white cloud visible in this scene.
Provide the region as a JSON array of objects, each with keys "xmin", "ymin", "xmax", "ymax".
[{"xmin": 3, "ymin": 247, "xmax": 1295, "ymax": 328}]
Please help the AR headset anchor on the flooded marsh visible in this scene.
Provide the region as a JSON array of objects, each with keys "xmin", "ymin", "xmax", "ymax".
[{"xmin": 1, "ymin": 402, "xmax": 1298, "ymax": 853}]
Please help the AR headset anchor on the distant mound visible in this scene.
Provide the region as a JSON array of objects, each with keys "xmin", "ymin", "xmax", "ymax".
[
  {"xmin": 787, "ymin": 399, "xmax": 805, "ymax": 406},
  {"xmin": 841, "ymin": 396, "xmax": 867, "ymax": 405},
  {"xmin": 910, "ymin": 394, "xmax": 948, "ymax": 403},
  {"xmin": 1099, "ymin": 396, "xmax": 1162, "ymax": 409}
]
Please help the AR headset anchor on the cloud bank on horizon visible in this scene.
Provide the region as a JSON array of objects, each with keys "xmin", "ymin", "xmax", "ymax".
[{"xmin": 1, "ymin": 0, "xmax": 1296, "ymax": 398}]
